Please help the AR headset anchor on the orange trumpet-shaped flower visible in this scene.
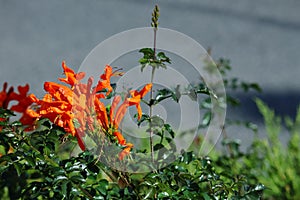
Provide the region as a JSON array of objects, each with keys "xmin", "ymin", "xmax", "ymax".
[
  {"xmin": 94, "ymin": 97, "xmax": 109, "ymax": 131},
  {"xmin": 44, "ymin": 82, "xmax": 74, "ymax": 104},
  {"xmin": 4, "ymin": 83, "xmax": 38, "ymax": 131},
  {"xmin": 58, "ymin": 61, "xmax": 85, "ymax": 87},
  {"xmin": 94, "ymin": 65, "xmax": 123, "ymax": 96},
  {"xmin": 127, "ymin": 83, "xmax": 152, "ymax": 120},
  {"xmin": 119, "ymin": 143, "xmax": 134, "ymax": 160},
  {"xmin": 9, "ymin": 84, "xmax": 31, "ymax": 113},
  {"xmin": 113, "ymin": 131, "xmax": 126, "ymax": 146},
  {"xmin": 1, "ymin": 61, "xmax": 151, "ymax": 160},
  {"xmin": 109, "ymin": 95, "xmax": 129, "ymax": 130}
]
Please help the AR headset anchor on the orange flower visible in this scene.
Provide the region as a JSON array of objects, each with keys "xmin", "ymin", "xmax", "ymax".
[
  {"xmin": 58, "ymin": 61, "xmax": 85, "ymax": 87},
  {"xmin": 110, "ymin": 95, "xmax": 129, "ymax": 130},
  {"xmin": 94, "ymin": 98, "xmax": 109, "ymax": 131},
  {"xmin": 0, "ymin": 82, "xmax": 41, "ymax": 131},
  {"xmin": 1, "ymin": 83, "xmax": 38, "ymax": 130},
  {"xmin": 6, "ymin": 61, "xmax": 151, "ymax": 160},
  {"xmin": 44, "ymin": 82, "xmax": 74, "ymax": 104},
  {"xmin": 9, "ymin": 84, "xmax": 31, "ymax": 112},
  {"xmin": 0, "ymin": 82, "xmax": 14, "ymax": 109},
  {"xmin": 113, "ymin": 131, "xmax": 126, "ymax": 145},
  {"xmin": 24, "ymin": 62, "xmax": 85, "ymax": 149},
  {"xmin": 127, "ymin": 83, "xmax": 152, "ymax": 120},
  {"xmin": 119, "ymin": 143, "xmax": 134, "ymax": 160},
  {"xmin": 94, "ymin": 65, "xmax": 123, "ymax": 96}
]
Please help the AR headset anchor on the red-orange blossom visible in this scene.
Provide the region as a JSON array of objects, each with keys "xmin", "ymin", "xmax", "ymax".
[{"xmin": 0, "ymin": 62, "xmax": 152, "ymax": 160}]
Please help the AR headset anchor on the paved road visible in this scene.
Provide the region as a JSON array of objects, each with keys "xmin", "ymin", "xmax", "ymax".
[{"xmin": 0, "ymin": 0, "xmax": 299, "ymax": 148}]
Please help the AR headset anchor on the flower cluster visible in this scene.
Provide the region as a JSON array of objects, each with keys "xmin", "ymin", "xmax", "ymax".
[
  {"xmin": 0, "ymin": 62, "xmax": 152, "ymax": 160},
  {"xmin": 0, "ymin": 82, "xmax": 33, "ymax": 130}
]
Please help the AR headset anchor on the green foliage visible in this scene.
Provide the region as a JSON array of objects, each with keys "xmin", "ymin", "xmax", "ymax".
[
  {"xmin": 248, "ymin": 99, "xmax": 300, "ymax": 199},
  {"xmin": 215, "ymin": 99, "xmax": 300, "ymax": 200},
  {"xmin": 139, "ymin": 48, "xmax": 171, "ymax": 72},
  {"xmin": 133, "ymin": 152, "xmax": 264, "ymax": 199},
  {"xmin": 0, "ymin": 107, "xmax": 265, "ymax": 199}
]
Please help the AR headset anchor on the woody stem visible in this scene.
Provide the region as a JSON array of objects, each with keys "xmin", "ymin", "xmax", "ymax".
[
  {"xmin": 149, "ymin": 67, "xmax": 155, "ymax": 164},
  {"xmin": 149, "ymin": 27, "xmax": 157, "ymax": 164}
]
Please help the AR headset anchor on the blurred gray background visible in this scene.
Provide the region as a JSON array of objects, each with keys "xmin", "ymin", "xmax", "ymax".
[{"xmin": 1, "ymin": 0, "xmax": 299, "ymax": 148}]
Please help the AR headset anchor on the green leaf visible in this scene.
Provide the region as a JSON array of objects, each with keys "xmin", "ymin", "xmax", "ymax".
[
  {"xmin": 172, "ymin": 85, "xmax": 181, "ymax": 102},
  {"xmin": 157, "ymin": 52, "xmax": 171, "ymax": 63},
  {"xmin": 201, "ymin": 112, "xmax": 211, "ymax": 127},
  {"xmin": 249, "ymin": 83, "xmax": 262, "ymax": 92},
  {"xmin": 97, "ymin": 179, "xmax": 108, "ymax": 196},
  {"xmin": 137, "ymin": 114, "xmax": 150, "ymax": 126},
  {"xmin": 25, "ymin": 156, "xmax": 36, "ymax": 166},
  {"xmin": 201, "ymin": 192, "xmax": 211, "ymax": 200},
  {"xmin": 164, "ymin": 124, "xmax": 175, "ymax": 138},
  {"xmin": 13, "ymin": 162, "xmax": 22, "ymax": 177},
  {"xmin": 139, "ymin": 48, "xmax": 154, "ymax": 55},
  {"xmin": 54, "ymin": 175, "xmax": 68, "ymax": 183},
  {"xmin": 143, "ymin": 188, "xmax": 153, "ymax": 199},
  {"xmin": 150, "ymin": 116, "xmax": 164, "ymax": 127},
  {"xmin": 87, "ymin": 162, "xmax": 100, "ymax": 174},
  {"xmin": 158, "ymin": 191, "xmax": 169, "ymax": 198},
  {"xmin": 155, "ymin": 88, "xmax": 173, "ymax": 104},
  {"xmin": 70, "ymin": 175, "xmax": 85, "ymax": 183},
  {"xmin": 154, "ymin": 143, "xmax": 164, "ymax": 151},
  {"xmin": 201, "ymin": 98, "xmax": 212, "ymax": 109},
  {"xmin": 11, "ymin": 121, "xmax": 22, "ymax": 127},
  {"xmin": 139, "ymin": 58, "xmax": 148, "ymax": 64},
  {"xmin": 0, "ymin": 108, "xmax": 15, "ymax": 118},
  {"xmin": 61, "ymin": 180, "xmax": 69, "ymax": 197}
]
